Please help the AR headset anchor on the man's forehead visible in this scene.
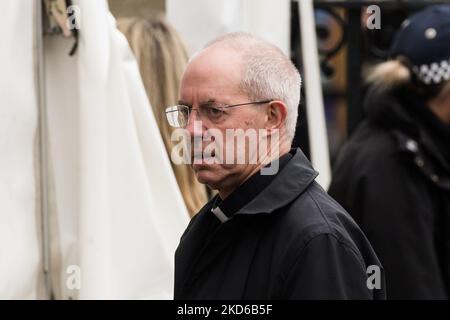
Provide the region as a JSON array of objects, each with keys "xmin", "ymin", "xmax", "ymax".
[
  {"xmin": 179, "ymin": 85, "xmax": 240, "ymax": 104},
  {"xmin": 179, "ymin": 45, "xmax": 244, "ymax": 102},
  {"xmin": 183, "ymin": 46, "xmax": 242, "ymax": 80}
]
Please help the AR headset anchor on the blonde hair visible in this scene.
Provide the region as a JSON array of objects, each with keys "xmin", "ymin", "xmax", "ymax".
[{"xmin": 117, "ymin": 15, "xmax": 208, "ymax": 217}]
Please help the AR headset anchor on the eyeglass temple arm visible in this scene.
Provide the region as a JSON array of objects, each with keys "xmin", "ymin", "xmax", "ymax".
[{"xmin": 223, "ymin": 100, "xmax": 273, "ymax": 109}]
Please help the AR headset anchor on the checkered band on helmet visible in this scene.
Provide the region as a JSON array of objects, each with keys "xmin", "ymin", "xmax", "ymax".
[
  {"xmin": 412, "ymin": 58, "xmax": 450, "ymax": 85},
  {"xmin": 389, "ymin": 5, "xmax": 450, "ymax": 87}
]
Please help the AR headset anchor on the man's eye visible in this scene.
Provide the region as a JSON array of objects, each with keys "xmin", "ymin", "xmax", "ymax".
[{"xmin": 205, "ymin": 106, "xmax": 223, "ymax": 118}]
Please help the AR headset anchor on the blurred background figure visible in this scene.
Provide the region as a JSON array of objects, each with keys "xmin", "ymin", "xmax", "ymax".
[
  {"xmin": 329, "ymin": 5, "xmax": 450, "ymax": 299},
  {"xmin": 117, "ymin": 15, "xmax": 208, "ymax": 216}
]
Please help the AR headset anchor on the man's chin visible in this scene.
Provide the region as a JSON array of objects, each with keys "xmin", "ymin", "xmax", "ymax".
[{"xmin": 193, "ymin": 165, "xmax": 222, "ymax": 188}]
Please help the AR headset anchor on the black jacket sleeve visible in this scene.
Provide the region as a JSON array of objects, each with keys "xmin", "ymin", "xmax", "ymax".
[{"xmin": 281, "ymin": 233, "xmax": 375, "ymax": 299}]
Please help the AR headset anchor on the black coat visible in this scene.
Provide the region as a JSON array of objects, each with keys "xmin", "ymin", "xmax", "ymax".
[
  {"xmin": 175, "ymin": 148, "xmax": 385, "ymax": 299},
  {"xmin": 329, "ymin": 86, "xmax": 450, "ymax": 299}
]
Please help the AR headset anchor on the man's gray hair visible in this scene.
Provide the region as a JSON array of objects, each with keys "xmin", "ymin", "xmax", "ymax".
[{"xmin": 204, "ymin": 32, "xmax": 302, "ymax": 144}]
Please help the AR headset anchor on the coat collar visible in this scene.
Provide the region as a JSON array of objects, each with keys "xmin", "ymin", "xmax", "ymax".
[
  {"xmin": 365, "ymin": 86, "xmax": 450, "ymax": 171},
  {"xmin": 210, "ymin": 151, "xmax": 294, "ymax": 222},
  {"xmin": 236, "ymin": 147, "xmax": 318, "ymax": 215},
  {"xmin": 175, "ymin": 148, "xmax": 318, "ymax": 297}
]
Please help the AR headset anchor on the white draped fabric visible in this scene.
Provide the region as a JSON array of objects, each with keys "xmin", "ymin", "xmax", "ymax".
[
  {"xmin": 0, "ymin": 0, "xmax": 189, "ymax": 299},
  {"xmin": 166, "ymin": 0, "xmax": 291, "ymax": 56},
  {"xmin": 0, "ymin": 0, "xmax": 42, "ymax": 300}
]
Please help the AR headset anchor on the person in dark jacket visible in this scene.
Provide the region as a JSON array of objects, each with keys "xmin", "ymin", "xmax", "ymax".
[
  {"xmin": 329, "ymin": 5, "xmax": 450, "ymax": 299},
  {"xmin": 165, "ymin": 32, "xmax": 385, "ymax": 299}
]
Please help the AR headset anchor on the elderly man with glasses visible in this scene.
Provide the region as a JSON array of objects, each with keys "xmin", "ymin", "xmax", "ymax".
[{"xmin": 167, "ymin": 32, "xmax": 385, "ymax": 300}]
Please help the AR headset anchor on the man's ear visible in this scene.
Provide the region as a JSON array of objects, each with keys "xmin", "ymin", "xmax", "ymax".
[{"xmin": 265, "ymin": 100, "xmax": 287, "ymax": 131}]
